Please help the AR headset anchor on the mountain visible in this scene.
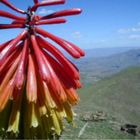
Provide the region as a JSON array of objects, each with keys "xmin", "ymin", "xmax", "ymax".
[
  {"xmin": 75, "ymin": 48, "xmax": 140, "ymax": 84},
  {"xmin": 61, "ymin": 67, "xmax": 140, "ymax": 139},
  {"xmin": 84, "ymin": 47, "xmax": 140, "ymax": 58}
]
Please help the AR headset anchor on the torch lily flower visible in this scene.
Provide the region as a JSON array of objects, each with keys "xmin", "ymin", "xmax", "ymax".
[{"xmin": 0, "ymin": 0, "xmax": 85, "ymax": 139}]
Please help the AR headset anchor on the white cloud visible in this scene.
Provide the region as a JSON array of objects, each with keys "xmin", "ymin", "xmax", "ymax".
[
  {"xmin": 38, "ymin": 8, "xmax": 55, "ymax": 15},
  {"xmin": 118, "ymin": 28, "xmax": 131, "ymax": 33},
  {"xmin": 118, "ymin": 27, "xmax": 140, "ymax": 34},
  {"xmin": 72, "ymin": 31, "xmax": 82, "ymax": 39},
  {"xmin": 128, "ymin": 34, "xmax": 140, "ymax": 40},
  {"xmin": 74, "ymin": 31, "xmax": 81, "ymax": 35},
  {"xmin": 138, "ymin": 22, "xmax": 140, "ymax": 26},
  {"xmin": 118, "ymin": 22, "xmax": 140, "ymax": 34},
  {"xmin": 131, "ymin": 27, "xmax": 140, "ymax": 32},
  {"xmin": 100, "ymin": 39, "xmax": 106, "ymax": 42}
]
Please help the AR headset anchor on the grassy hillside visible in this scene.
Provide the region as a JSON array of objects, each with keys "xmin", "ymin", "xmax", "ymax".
[{"xmin": 61, "ymin": 67, "xmax": 140, "ymax": 139}]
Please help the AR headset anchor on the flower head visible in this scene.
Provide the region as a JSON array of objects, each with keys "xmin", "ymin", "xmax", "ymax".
[{"xmin": 0, "ymin": 0, "xmax": 85, "ymax": 138}]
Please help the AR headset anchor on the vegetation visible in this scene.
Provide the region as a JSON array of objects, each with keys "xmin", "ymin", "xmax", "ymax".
[{"xmin": 61, "ymin": 67, "xmax": 140, "ymax": 139}]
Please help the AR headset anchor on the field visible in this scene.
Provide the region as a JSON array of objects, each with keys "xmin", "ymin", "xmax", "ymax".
[{"xmin": 61, "ymin": 67, "xmax": 140, "ymax": 139}]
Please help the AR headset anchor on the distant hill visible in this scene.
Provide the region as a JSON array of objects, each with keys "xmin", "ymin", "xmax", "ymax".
[
  {"xmin": 61, "ymin": 67, "xmax": 140, "ymax": 139},
  {"xmin": 84, "ymin": 47, "xmax": 140, "ymax": 58},
  {"xmin": 75, "ymin": 49, "xmax": 140, "ymax": 84},
  {"xmin": 78, "ymin": 67, "xmax": 140, "ymax": 124}
]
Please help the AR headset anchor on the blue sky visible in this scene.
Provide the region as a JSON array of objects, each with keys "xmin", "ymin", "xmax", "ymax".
[{"xmin": 0, "ymin": 0, "xmax": 140, "ymax": 49}]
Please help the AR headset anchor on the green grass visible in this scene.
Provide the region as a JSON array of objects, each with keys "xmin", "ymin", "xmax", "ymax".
[
  {"xmin": 61, "ymin": 67, "xmax": 140, "ymax": 139},
  {"xmin": 61, "ymin": 119, "xmax": 135, "ymax": 139}
]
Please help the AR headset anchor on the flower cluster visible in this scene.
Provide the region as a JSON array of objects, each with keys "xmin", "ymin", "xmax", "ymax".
[{"xmin": 0, "ymin": 0, "xmax": 84, "ymax": 138}]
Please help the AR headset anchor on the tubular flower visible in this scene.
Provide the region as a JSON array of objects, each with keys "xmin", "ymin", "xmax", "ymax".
[{"xmin": 0, "ymin": 0, "xmax": 85, "ymax": 139}]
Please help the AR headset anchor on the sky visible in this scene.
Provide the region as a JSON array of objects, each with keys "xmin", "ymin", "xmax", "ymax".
[{"xmin": 0, "ymin": 0, "xmax": 140, "ymax": 49}]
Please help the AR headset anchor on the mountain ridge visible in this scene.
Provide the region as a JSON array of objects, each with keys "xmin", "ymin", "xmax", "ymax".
[{"xmin": 76, "ymin": 48, "xmax": 140, "ymax": 84}]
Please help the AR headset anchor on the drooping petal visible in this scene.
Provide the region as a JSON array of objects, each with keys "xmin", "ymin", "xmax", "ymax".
[
  {"xmin": 7, "ymin": 91, "xmax": 23, "ymax": 133},
  {"xmin": 37, "ymin": 80, "xmax": 48, "ymax": 116},
  {"xmin": 35, "ymin": 18, "xmax": 66, "ymax": 25},
  {"xmin": 0, "ymin": 24, "xmax": 25, "ymax": 29},
  {"xmin": 26, "ymin": 54, "xmax": 37, "ymax": 103},
  {"xmin": 42, "ymin": 81, "xmax": 56, "ymax": 109},
  {"xmin": 0, "ymin": 10, "xmax": 25, "ymax": 20},
  {"xmin": 30, "ymin": 34, "xmax": 52, "ymax": 83},
  {"xmin": 11, "ymin": 20, "xmax": 26, "ymax": 25},
  {"xmin": 0, "ymin": 74, "xmax": 15, "ymax": 112},
  {"xmin": 27, "ymin": 103, "xmax": 39, "ymax": 128},
  {"xmin": 41, "ymin": 8, "xmax": 82, "ymax": 20},
  {"xmin": 50, "ymin": 110, "xmax": 61, "ymax": 135},
  {"xmin": 61, "ymin": 39, "xmax": 85, "ymax": 56},
  {"xmin": 14, "ymin": 39, "xmax": 28, "ymax": 90},
  {"xmin": 63, "ymin": 102, "xmax": 73, "ymax": 123}
]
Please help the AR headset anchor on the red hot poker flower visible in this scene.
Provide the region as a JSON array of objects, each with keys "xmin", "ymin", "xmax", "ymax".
[{"xmin": 0, "ymin": 0, "xmax": 85, "ymax": 139}]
